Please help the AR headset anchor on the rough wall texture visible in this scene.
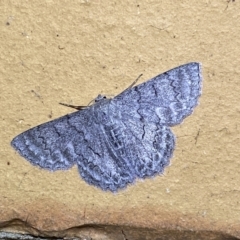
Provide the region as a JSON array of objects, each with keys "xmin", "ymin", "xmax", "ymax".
[{"xmin": 1, "ymin": 0, "xmax": 240, "ymax": 239}]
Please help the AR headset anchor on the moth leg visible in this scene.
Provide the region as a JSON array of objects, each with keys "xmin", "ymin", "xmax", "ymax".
[{"xmin": 59, "ymin": 102, "xmax": 87, "ymax": 110}]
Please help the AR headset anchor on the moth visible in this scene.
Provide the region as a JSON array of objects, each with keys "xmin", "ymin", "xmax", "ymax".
[{"xmin": 11, "ymin": 62, "xmax": 202, "ymax": 192}]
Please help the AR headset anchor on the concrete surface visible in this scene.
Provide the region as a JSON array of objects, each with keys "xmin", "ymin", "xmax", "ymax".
[{"xmin": 1, "ymin": 0, "xmax": 240, "ymax": 239}]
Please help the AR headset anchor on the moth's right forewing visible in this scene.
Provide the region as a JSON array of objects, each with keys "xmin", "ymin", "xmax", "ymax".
[{"xmin": 113, "ymin": 62, "xmax": 202, "ymax": 126}]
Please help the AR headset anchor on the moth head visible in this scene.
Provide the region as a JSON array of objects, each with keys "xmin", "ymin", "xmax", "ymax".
[{"xmin": 95, "ymin": 94, "xmax": 107, "ymax": 102}]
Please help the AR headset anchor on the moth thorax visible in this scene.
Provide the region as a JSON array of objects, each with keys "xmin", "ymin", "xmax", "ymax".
[{"xmin": 93, "ymin": 100, "xmax": 110, "ymax": 124}]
